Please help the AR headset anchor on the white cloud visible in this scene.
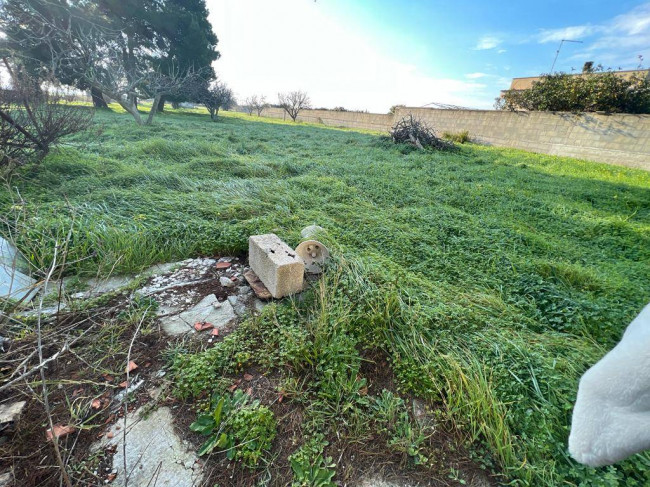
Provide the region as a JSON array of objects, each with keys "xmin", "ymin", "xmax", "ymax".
[
  {"xmin": 497, "ymin": 49, "xmax": 507, "ymax": 54},
  {"xmin": 207, "ymin": 0, "xmax": 494, "ymax": 110},
  {"xmin": 537, "ymin": 25, "xmax": 596, "ymax": 44},
  {"xmin": 612, "ymin": 3, "xmax": 650, "ymax": 35},
  {"xmin": 465, "ymin": 72, "xmax": 489, "ymax": 79},
  {"xmin": 535, "ymin": 3, "xmax": 650, "ymax": 70},
  {"xmin": 475, "ymin": 36, "xmax": 501, "ymax": 50}
]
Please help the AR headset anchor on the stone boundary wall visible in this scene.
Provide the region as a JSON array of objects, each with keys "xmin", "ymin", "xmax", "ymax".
[
  {"xmin": 257, "ymin": 106, "xmax": 650, "ymax": 170},
  {"xmin": 260, "ymin": 107, "xmax": 393, "ymax": 132},
  {"xmin": 402, "ymin": 108, "xmax": 650, "ymax": 171}
]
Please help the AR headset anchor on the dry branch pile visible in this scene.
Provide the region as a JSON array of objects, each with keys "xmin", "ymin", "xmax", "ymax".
[{"xmin": 389, "ymin": 114, "xmax": 451, "ymax": 150}]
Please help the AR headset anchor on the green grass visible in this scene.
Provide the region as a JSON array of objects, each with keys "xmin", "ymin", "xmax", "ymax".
[{"xmin": 2, "ymin": 106, "xmax": 650, "ymax": 485}]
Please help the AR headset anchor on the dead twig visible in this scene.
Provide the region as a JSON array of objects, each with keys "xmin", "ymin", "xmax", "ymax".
[{"xmin": 36, "ymin": 241, "xmax": 73, "ymax": 487}]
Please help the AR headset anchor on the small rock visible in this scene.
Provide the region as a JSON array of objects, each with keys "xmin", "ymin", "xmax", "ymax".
[
  {"xmin": 216, "ymin": 262, "xmax": 231, "ymax": 270},
  {"xmin": 0, "ymin": 401, "xmax": 26, "ymax": 436},
  {"xmin": 227, "ymin": 296, "xmax": 238, "ymax": 306},
  {"xmin": 254, "ymin": 299, "xmax": 269, "ymax": 313},
  {"xmin": 220, "ymin": 276, "xmax": 236, "ymax": 288},
  {"xmin": 236, "ymin": 286, "xmax": 251, "ymax": 295},
  {"xmin": 0, "ymin": 471, "xmax": 13, "ymax": 487}
]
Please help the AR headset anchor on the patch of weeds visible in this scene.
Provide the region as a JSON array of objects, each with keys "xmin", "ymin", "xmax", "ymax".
[
  {"xmin": 171, "ymin": 305, "xmax": 307, "ymax": 398},
  {"xmin": 190, "ymin": 389, "xmax": 276, "ymax": 468},
  {"xmin": 371, "ymin": 390, "xmax": 429, "ymax": 465},
  {"xmin": 289, "ymin": 435, "xmax": 336, "ymax": 487},
  {"xmin": 117, "ymin": 295, "xmax": 158, "ymax": 333},
  {"xmin": 442, "ymin": 130, "xmax": 470, "ymax": 144}
]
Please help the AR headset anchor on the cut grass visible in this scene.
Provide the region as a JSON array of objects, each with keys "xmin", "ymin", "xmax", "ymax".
[{"xmin": 2, "ymin": 106, "xmax": 649, "ymax": 485}]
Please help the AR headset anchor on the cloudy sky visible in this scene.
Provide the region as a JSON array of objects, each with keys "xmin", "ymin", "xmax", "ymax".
[{"xmin": 206, "ymin": 0, "xmax": 650, "ymax": 112}]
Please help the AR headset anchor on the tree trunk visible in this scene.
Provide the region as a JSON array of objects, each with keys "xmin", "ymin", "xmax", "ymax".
[
  {"xmin": 122, "ymin": 99, "xmax": 143, "ymax": 125},
  {"xmin": 146, "ymin": 95, "xmax": 162, "ymax": 125},
  {"xmin": 90, "ymin": 87, "xmax": 108, "ymax": 109},
  {"xmin": 157, "ymin": 97, "xmax": 165, "ymax": 113}
]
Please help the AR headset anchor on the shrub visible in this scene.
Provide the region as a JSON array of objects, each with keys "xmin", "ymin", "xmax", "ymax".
[
  {"xmin": 497, "ymin": 70, "xmax": 650, "ymax": 113},
  {"xmin": 390, "ymin": 114, "xmax": 451, "ymax": 150},
  {"xmin": 0, "ymin": 71, "xmax": 93, "ymax": 170},
  {"xmin": 442, "ymin": 130, "xmax": 470, "ymax": 144}
]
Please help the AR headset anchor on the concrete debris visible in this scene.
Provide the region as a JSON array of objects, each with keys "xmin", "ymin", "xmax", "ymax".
[
  {"xmin": 295, "ymin": 239, "xmax": 330, "ymax": 274},
  {"xmin": 243, "ymin": 270, "xmax": 272, "ymax": 300},
  {"xmin": 94, "ymin": 407, "xmax": 202, "ymax": 487},
  {"xmin": 0, "ymin": 266, "xmax": 37, "ymax": 302},
  {"xmin": 159, "ymin": 294, "xmax": 236, "ymax": 336},
  {"xmin": 113, "ymin": 379, "xmax": 145, "ymax": 405},
  {"xmin": 249, "ymin": 234, "xmax": 304, "ymax": 298}
]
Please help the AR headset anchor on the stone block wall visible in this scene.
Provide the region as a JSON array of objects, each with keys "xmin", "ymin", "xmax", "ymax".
[{"xmin": 255, "ymin": 106, "xmax": 650, "ymax": 170}]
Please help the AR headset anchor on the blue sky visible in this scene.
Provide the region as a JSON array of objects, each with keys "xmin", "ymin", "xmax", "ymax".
[{"xmin": 207, "ymin": 0, "xmax": 650, "ymax": 111}]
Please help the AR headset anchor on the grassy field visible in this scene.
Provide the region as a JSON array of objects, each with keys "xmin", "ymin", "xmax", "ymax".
[{"xmin": 2, "ymin": 106, "xmax": 649, "ymax": 485}]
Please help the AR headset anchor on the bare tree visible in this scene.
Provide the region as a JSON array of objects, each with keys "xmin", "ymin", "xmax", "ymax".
[
  {"xmin": 200, "ymin": 81, "xmax": 235, "ymax": 121},
  {"xmin": 278, "ymin": 91, "xmax": 310, "ymax": 122},
  {"xmin": 0, "ymin": 60, "xmax": 93, "ymax": 170},
  {"xmin": 250, "ymin": 95, "xmax": 268, "ymax": 116},
  {"xmin": 243, "ymin": 97, "xmax": 255, "ymax": 116}
]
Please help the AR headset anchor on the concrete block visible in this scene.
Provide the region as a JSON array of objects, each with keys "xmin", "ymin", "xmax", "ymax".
[{"xmin": 249, "ymin": 234, "xmax": 304, "ymax": 298}]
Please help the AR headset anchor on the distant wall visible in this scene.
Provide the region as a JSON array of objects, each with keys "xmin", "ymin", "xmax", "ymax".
[
  {"xmin": 260, "ymin": 107, "xmax": 393, "ymax": 132},
  {"xmin": 258, "ymin": 106, "xmax": 650, "ymax": 170}
]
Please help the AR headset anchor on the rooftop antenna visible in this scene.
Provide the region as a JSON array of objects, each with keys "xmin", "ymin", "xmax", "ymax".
[{"xmin": 550, "ymin": 39, "xmax": 583, "ymax": 73}]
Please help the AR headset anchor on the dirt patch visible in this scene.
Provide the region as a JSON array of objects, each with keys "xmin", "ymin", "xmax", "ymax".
[
  {"xmin": 0, "ymin": 255, "xmax": 251, "ymax": 486},
  {"xmin": 172, "ymin": 368, "xmax": 301, "ymax": 487}
]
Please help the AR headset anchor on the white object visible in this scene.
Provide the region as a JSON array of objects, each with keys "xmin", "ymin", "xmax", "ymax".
[
  {"xmin": 295, "ymin": 240, "xmax": 330, "ymax": 274},
  {"xmin": 300, "ymin": 225, "xmax": 324, "ymax": 239},
  {"xmin": 569, "ymin": 303, "xmax": 650, "ymax": 467},
  {"xmin": 248, "ymin": 234, "xmax": 304, "ymax": 298}
]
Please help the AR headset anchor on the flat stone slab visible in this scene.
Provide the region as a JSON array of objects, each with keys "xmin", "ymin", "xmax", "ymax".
[
  {"xmin": 359, "ymin": 478, "xmax": 415, "ymax": 487},
  {"xmin": 159, "ymin": 294, "xmax": 236, "ymax": 335},
  {"xmin": 0, "ymin": 237, "xmax": 18, "ymax": 268},
  {"xmin": 0, "ymin": 266, "xmax": 36, "ymax": 302},
  {"xmin": 86, "ymin": 276, "xmax": 134, "ymax": 296},
  {"xmin": 95, "ymin": 407, "xmax": 202, "ymax": 487}
]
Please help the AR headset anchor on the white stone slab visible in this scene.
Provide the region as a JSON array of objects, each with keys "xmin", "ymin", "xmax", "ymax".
[
  {"xmin": 0, "ymin": 266, "xmax": 36, "ymax": 302},
  {"xmin": 95, "ymin": 406, "xmax": 202, "ymax": 487},
  {"xmin": 159, "ymin": 294, "xmax": 236, "ymax": 335}
]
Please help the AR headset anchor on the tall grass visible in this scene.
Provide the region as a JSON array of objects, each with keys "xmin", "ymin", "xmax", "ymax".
[{"xmin": 2, "ymin": 107, "xmax": 649, "ymax": 484}]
